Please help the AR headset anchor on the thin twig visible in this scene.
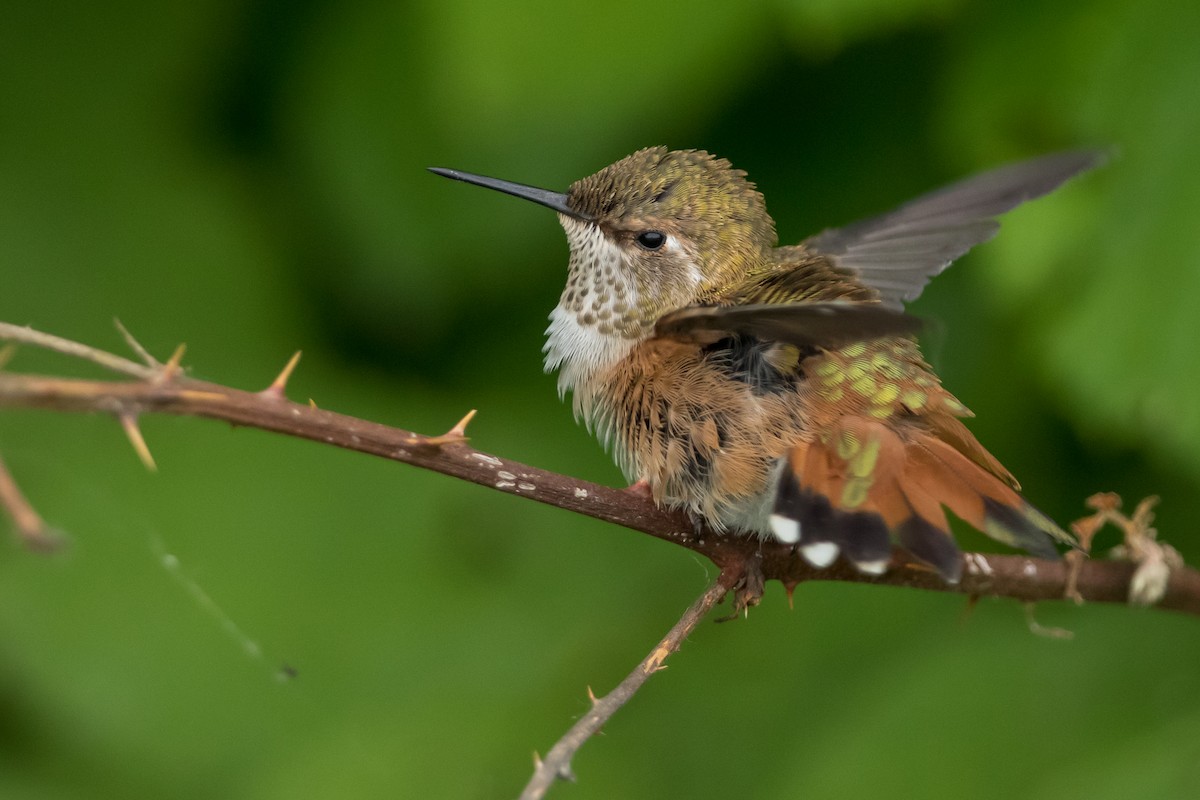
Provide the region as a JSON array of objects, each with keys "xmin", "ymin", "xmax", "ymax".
[
  {"xmin": 519, "ymin": 580, "xmax": 727, "ymax": 800},
  {"xmin": 0, "ymin": 322, "xmax": 156, "ymax": 380}
]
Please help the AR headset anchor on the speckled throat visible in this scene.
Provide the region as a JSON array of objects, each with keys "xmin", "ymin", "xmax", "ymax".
[{"xmin": 544, "ymin": 217, "xmax": 674, "ymax": 398}]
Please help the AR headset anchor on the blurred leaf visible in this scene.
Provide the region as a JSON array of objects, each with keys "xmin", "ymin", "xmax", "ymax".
[
  {"xmin": 941, "ymin": 0, "xmax": 1200, "ymax": 478},
  {"xmin": 774, "ymin": 0, "xmax": 962, "ymax": 55}
]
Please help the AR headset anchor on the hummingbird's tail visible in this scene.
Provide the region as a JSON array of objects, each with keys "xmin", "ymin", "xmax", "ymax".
[{"xmin": 768, "ymin": 415, "xmax": 1074, "ymax": 583}]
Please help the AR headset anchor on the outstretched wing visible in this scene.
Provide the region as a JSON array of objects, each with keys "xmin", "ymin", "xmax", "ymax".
[
  {"xmin": 653, "ymin": 302, "xmax": 921, "ymax": 350},
  {"xmin": 803, "ymin": 150, "xmax": 1104, "ymax": 309}
]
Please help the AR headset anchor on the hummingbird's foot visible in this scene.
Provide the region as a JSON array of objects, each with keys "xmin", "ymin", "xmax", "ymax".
[
  {"xmin": 624, "ymin": 478, "xmax": 653, "ymax": 499},
  {"xmin": 718, "ymin": 551, "xmax": 765, "ymax": 621},
  {"xmin": 684, "ymin": 509, "xmax": 707, "ymax": 538}
]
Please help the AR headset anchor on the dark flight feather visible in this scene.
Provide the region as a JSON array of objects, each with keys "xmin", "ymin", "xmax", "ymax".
[
  {"xmin": 803, "ymin": 150, "xmax": 1105, "ymax": 309},
  {"xmin": 897, "ymin": 515, "xmax": 964, "ymax": 584}
]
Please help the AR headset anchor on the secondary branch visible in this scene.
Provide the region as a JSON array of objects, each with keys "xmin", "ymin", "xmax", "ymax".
[{"xmin": 519, "ymin": 580, "xmax": 727, "ymax": 800}]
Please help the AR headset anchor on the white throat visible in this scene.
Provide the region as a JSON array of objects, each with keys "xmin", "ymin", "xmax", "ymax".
[{"xmin": 543, "ymin": 306, "xmax": 636, "ymax": 396}]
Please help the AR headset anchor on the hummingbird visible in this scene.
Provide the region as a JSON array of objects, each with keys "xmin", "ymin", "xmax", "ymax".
[{"xmin": 430, "ymin": 148, "xmax": 1097, "ymax": 583}]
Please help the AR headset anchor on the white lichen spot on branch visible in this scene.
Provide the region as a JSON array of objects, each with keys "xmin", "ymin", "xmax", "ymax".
[{"xmin": 965, "ymin": 552, "xmax": 994, "ymax": 577}]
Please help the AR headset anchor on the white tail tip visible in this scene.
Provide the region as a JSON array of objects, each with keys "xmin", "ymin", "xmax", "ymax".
[
  {"xmin": 801, "ymin": 541, "xmax": 840, "ymax": 568},
  {"xmin": 768, "ymin": 514, "xmax": 801, "ymax": 544}
]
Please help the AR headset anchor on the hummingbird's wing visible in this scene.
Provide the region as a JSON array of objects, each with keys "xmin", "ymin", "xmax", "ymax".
[
  {"xmin": 802, "ymin": 150, "xmax": 1104, "ymax": 309},
  {"xmin": 653, "ymin": 302, "xmax": 921, "ymax": 350}
]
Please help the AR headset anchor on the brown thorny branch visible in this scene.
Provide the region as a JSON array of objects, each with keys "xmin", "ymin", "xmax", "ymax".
[{"xmin": 0, "ymin": 321, "xmax": 1196, "ymax": 796}]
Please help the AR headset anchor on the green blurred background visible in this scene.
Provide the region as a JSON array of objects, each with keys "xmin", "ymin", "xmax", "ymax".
[{"xmin": 2, "ymin": 1, "xmax": 1199, "ymax": 797}]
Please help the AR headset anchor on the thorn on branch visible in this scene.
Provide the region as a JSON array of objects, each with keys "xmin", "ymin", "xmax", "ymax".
[
  {"xmin": 119, "ymin": 414, "xmax": 158, "ymax": 472},
  {"xmin": 960, "ymin": 594, "xmax": 981, "ymax": 624},
  {"xmin": 158, "ymin": 343, "xmax": 187, "ymax": 383},
  {"xmin": 409, "ymin": 409, "xmax": 476, "ymax": 447},
  {"xmin": 784, "ymin": 580, "xmax": 798, "ymax": 609},
  {"xmin": 259, "ymin": 351, "xmax": 302, "ymax": 400}
]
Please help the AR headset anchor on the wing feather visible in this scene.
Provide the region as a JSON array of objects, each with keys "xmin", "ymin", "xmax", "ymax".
[
  {"xmin": 653, "ymin": 302, "xmax": 921, "ymax": 350},
  {"xmin": 803, "ymin": 150, "xmax": 1104, "ymax": 308}
]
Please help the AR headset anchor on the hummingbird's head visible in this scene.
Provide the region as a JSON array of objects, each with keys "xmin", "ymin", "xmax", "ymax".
[
  {"xmin": 429, "ymin": 148, "xmax": 775, "ymax": 394},
  {"xmin": 560, "ymin": 148, "xmax": 775, "ymax": 329}
]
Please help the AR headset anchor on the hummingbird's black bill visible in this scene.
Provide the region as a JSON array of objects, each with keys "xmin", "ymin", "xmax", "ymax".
[{"xmin": 427, "ymin": 167, "xmax": 590, "ymax": 220}]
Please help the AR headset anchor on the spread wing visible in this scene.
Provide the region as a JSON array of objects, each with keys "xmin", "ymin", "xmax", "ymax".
[
  {"xmin": 652, "ymin": 151, "xmax": 1101, "ymax": 349},
  {"xmin": 802, "ymin": 150, "xmax": 1104, "ymax": 309},
  {"xmin": 653, "ymin": 302, "xmax": 920, "ymax": 350}
]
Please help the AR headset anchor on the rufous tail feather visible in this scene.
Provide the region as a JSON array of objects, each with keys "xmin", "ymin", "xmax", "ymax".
[{"xmin": 769, "ymin": 416, "xmax": 1073, "ymax": 583}]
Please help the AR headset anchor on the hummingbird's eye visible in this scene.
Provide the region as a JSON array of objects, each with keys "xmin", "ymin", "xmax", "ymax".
[{"xmin": 636, "ymin": 231, "xmax": 666, "ymax": 251}]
